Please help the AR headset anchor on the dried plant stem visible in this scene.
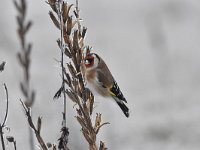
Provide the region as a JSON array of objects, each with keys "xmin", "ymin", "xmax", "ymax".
[
  {"xmin": 57, "ymin": 0, "xmax": 67, "ymax": 128},
  {"xmin": 13, "ymin": 141, "xmax": 17, "ymax": 150},
  {"xmin": 48, "ymin": 0, "xmax": 109, "ymax": 149},
  {"xmin": 89, "ymin": 144, "xmax": 97, "ymax": 150},
  {"xmin": 2, "ymin": 84, "xmax": 8, "ymax": 127},
  {"xmin": 14, "ymin": 0, "xmax": 36, "ymax": 149},
  {"xmin": 0, "ymin": 127, "xmax": 5, "ymax": 150},
  {"xmin": 20, "ymin": 100, "xmax": 48, "ymax": 150},
  {"xmin": 0, "ymin": 84, "xmax": 9, "ymax": 150},
  {"xmin": 75, "ymin": 0, "xmax": 81, "ymax": 32},
  {"xmin": 55, "ymin": 1, "xmax": 70, "ymax": 149}
]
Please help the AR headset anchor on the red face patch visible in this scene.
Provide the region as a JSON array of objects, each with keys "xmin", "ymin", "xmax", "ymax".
[{"xmin": 84, "ymin": 55, "xmax": 94, "ymax": 68}]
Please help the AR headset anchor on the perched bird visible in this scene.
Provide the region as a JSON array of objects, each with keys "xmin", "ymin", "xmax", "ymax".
[{"xmin": 82, "ymin": 53, "xmax": 129, "ymax": 117}]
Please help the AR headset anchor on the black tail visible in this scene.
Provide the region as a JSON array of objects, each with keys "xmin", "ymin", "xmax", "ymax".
[{"xmin": 116, "ymin": 101, "xmax": 129, "ymax": 118}]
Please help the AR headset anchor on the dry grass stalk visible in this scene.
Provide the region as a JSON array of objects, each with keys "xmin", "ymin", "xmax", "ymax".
[
  {"xmin": 14, "ymin": 0, "xmax": 35, "ymax": 108},
  {"xmin": 0, "ymin": 84, "xmax": 9, "ymax": 150},
  {"xmin": 14, "ymin": 0, "xmax": 37, "ymax": 149},
  {"xmin": 0, "ymin": 84, "xmax": 17, "ymax": 150},
  {"xmin": 48, "ymin": 0, "xmax": 109, "ymax": 149},
  {"xmin": 6, "ymin": 136, "xmax": 17, "ymax": 150},
  {"xmin": 20, "ymin": 100, "xmax": 48, "ymax": 150},
  {"xmin": 49, "ymin": 0, "xmax": 70, "ymax": 149}
]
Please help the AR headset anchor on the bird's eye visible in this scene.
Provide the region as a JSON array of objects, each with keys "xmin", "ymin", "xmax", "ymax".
[{"xmin": 85, "ymin": 59, "xmax": 90, "ymax": 65}]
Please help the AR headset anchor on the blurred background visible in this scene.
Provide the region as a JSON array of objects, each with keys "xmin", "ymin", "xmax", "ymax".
[{"xmin": 1, "ymin": 0, "xmax": 200, "ymax": 149}]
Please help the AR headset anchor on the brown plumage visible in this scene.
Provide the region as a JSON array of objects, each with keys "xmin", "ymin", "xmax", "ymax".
[{"xmin": 82, "ymin": 53, "xmax": 129, "ymax": 117}]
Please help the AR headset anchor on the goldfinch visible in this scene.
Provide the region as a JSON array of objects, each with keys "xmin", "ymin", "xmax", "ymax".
[{"xmin": 82, "ymin": 53, "xmax": 129, "ymax": 117}]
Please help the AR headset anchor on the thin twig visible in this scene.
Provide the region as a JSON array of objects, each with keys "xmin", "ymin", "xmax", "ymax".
[
  {"xmin": 14, "ymin": 141, "xmax": 17, "ymax": 150},
  {"xmin": 95, "ymin": 122, "xmax": 110, "ymax": 135},
  {"xmin": 55, "ymin": 1, "xmax": 70, "ymax": 149},
  {"xmin": 0, "ymin": 126, "xmax": 5, "ymax": 150},
  {"xmin": 20, "ymin": 100, "xmax": 48, "ymax": 150},
  {"xmin": 14, "ymin": 0, "xmax": 35, "ymax": 149},
  {"xmin": 2, "ymin": 84, "xmax": 9, "ymax": 127},
  {"xmin": 0, "ymin": 84, "xmax": 9, "ymax": 150},
  {"xmin": 75, "ymin": 0, "xmax": 81, "ymax": 32},
  {"xmin": 57, "ymin": 0, "xmax": 67, "ymax": 128},
  {"xmin": 6, "ymin": 136, "xmax": 17, "ymax": 150}
]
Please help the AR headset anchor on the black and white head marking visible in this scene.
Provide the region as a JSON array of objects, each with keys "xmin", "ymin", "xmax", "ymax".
[{"xmin": 84, "ymin": 53, "xmax": 100, "ymax": 70}]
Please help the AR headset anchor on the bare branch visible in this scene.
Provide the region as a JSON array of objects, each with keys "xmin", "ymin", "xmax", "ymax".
[
  {"xmin": 20, "ymin": 100, "xmax": 48, "ymax": 150},
  {"xmin": 7, "ymin": 136, "xmax": 17, "ymax": 150},
  {"xmin": 2, "ymin": 84, "xmax": 9, "ymax": 127},
  {"xmin": 55, "ymin": 1, "xmax": 71, "ymax": 149},
  {"xmin": 0, "ymin": 84, "xmax": 9, "ymax": 150},
  {"xmin": 14, "ymin": 0, "xmax": 35, "ymax": 149},
  {"xmin": 0, "ymin": 127, "xmax": 5, "ymax": 150}
]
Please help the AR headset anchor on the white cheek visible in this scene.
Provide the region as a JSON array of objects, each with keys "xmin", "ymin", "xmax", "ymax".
[{"xmin": 93, "ymin": 58, "xmax": 99, "ymax": 68}]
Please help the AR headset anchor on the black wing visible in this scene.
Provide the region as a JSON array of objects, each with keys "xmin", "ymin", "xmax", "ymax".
[{"xmin": 109, "ymin": 81, "xmax": 127, "ymax": 103}]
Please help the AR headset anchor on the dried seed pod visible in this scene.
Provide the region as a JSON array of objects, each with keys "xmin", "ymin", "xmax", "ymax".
[
  {"xmin": 67, "ymin": 63, "xmax": 77, "ymax": 78},
  {"xmin": 57, "ymin": 39, "xmax": 62, "ymax": 49},
  {"xmin": 37, "ymin": 116, "xmax": 42, "ymax": 135},
  {"xmin": 82, "ymin": 129, "xmax": 93, "ymax": 144},
  {"xmin": 73, "ymin": 10, "xmax": 78, "ymax": 18},
  {"xmin": 0, "ymin": 61, "xmax": 6, "ymax": 72},
  {"xmin": 64, "ymin": 71, "xmax": 72, "ymax": 86},
  {"xmin": 82, "ymin": 88, "xmax": 94, "ymax": 115},
  {"xmin": 88, "ymin": 91, "xmax": 94, "ymax": 115},
  {"xmin": 26, "ymin": 43, "xmax": 32, "ymax": 57},
  {"xmin": 13, "ymin": 0, "xmax": 21, "ymax": 12},
  {"xmin": 99, "ymin": 141, "xmax": 107, "ymax": 150},
  {"xmin": 66, "ymin": 16, "xmax": 72, "ymax": 35},
  {"xmin": 67, "ymin": 4, "xmax": 74, "ymax": 17},
  {"xmin": 47, "ymin": 0, "xmax": 57, "ymax": 12},
  {"xmin": 24, "ymin": 21, "xmax": 32, "ymax": 34},
  {"xmin": 62, "ymin": 2, "xmax": 68, "ymax": 24},
  {"xmin": 63, "ymin": 26, "xmax": 73, "ymax": 50},
  {"xmin": 82, "ymin": 27, "xmax": 87, "ymax": 38},
  {"xmin": 76, "ymin": 108, "xmax": 82, "ymax": 116},
  {"xmin": 24, "ymin": 98, "xmax": 34, "ymax": 108},
  {"xmin": 76, "ymin": 116, "xmax": 86, "ymax": 128},
  {"xmin": 17, "ymin": 53, "xmax": 24, "ymax": 66},
  {"xmin": 76, "ymin": 48, "xmax": 82, "ymax": 65},
  {"xmin": 53, "ymin": 144, "xmax": 57, "ymax": 150},
  {"xmin": 6, "ymin": 136, "xmax": 15, "ymax": 143},
  {"xmin": 73, "ymin": 30, "xmax": 79, "ymax": 53},
  {"xmin": 66, "ymin": 90, "xmax": 78, "ymax": 103},
  {"xmin": 54, "ymin": 86, "xmax": 64, "ymax": 99},
  {"xmin": 64, "ymin": 47, "xmax": 72, "ymax": 58},
  {"xmin": 20, "ymin": 82, "xmax": 28, "ymax": 97},
  {"xmin": 46, "ymin": 142, "xmax": 52, "ymax": 148},
  {"xmin": 95, "ymin": 113, "xmax": 101, "ymax": 128},
  {"xmin": 37, "ymin": 117, "xmax": 42, "ymax": 135},
  {"xmin": 49, "ymin": 11, "xmax": 60, "ymax": 29}
]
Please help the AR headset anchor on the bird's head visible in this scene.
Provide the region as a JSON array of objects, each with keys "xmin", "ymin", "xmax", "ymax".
[{"xmin": 84, "ymin": 53, "xmax": 100, "ymax": 70}]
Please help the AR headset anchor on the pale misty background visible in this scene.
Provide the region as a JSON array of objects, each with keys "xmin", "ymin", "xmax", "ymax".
[{"xmin": 0, "ymin": 0, "xmax": 200, "ymax": 150}]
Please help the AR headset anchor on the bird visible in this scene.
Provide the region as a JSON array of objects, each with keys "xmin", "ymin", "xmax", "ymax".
[{"xmin": 82, "ymin": 52, "xmax": 129, "ymax": 117}]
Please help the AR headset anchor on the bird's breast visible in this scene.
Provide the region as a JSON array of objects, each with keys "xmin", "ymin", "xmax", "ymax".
[
  {"xmin": 86, "ymin": 70, "xmax": 96, "ymax": 83},
  {"xmin": 85, "ymin": 70, "xmax": 109, "ymax": 97}
]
